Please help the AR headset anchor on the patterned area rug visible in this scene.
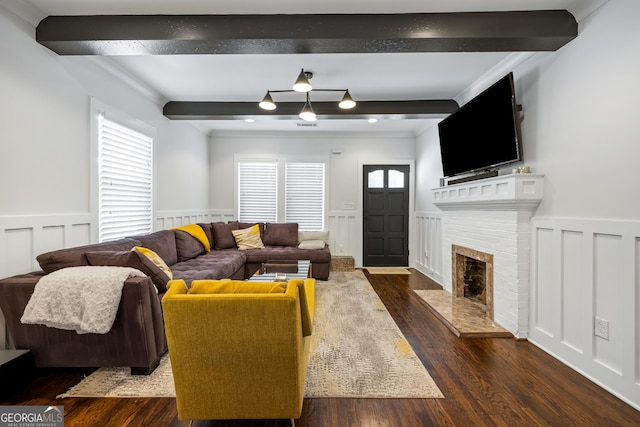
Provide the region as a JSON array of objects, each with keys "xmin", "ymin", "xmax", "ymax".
[{"xmin": 58, "ymin": 271, "xmax": 442, "ymax": 399}]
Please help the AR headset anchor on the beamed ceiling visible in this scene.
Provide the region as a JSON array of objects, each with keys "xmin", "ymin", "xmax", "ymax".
[{"xmin": 13, "ymin": 0, "xmax": 599, "ymax": 134}]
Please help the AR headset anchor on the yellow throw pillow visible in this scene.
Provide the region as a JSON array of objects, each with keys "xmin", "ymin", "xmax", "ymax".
[
  {"xmin": 173, "ymin": 224, "xmax": 211, "ymax": 252},
  {"xmin": 231, "ymin": 224, "xmax": 265, "ymax": 250},
  {"xmin": 133, "ymin": 246, "xmax": 173, "ymax": 279}
]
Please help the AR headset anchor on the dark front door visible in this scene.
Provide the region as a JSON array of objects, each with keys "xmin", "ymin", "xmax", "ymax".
[{"xmin": 363, "ymin": 165, "xmax": 410, "ymax": 267}]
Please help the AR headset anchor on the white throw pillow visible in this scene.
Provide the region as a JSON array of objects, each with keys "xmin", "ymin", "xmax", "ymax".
[
  {"xmin": 298, "ymin": 240, "xmax": 326, "ymax": 250},
  {"xmin": 298, "ymin": 230, "xmax": 329, "ymax": 244}
]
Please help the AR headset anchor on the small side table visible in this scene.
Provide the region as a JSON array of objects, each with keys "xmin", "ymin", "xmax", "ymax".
[{"xmin": 0, "ymin": 350, "xmax": 35, "ymax": 399}]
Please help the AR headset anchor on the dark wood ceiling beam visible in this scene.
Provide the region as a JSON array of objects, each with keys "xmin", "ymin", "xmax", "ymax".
[
  {"xmin": 163, "ymin": 100, "xmax": 459, "ymax": 120},
  {"xmin": 37, "ymin": 11, "xmax": 577, "ymax": 55}
]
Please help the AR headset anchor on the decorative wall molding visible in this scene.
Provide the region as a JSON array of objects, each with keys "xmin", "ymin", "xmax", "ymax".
[
  {"xmin": 154, "ymin": 209, "xmax": 233, "ymax": 230},
  {"xmin": 530, "ymin": 216, "xmax": 640, "ymax": 411},
  {"xmin": 0, "ymin": 213, "xmax": 94, "ymax": 349},
  {"xmin": 0, "ymin": 213, "xmax": 93, "ymax": 279},
  {"xmin": 414, "ymin": 212, "xmax": 443, "ymax": 283},
  {"xmin": 327, "ymin": 211, "xmax": 359, "ymax": 265}
]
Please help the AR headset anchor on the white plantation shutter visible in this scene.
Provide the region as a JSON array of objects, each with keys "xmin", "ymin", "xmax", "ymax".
[
  {"xmin": 285, "ymin": 162, "xmax": 325, "ymax": 231},
  {"xmin": 98, "ymin": 115, "xmax": 153, "ymax": 242},
  {"xmin": 238, "ymin": 161, "xmax": 277, "ymax": 223}
]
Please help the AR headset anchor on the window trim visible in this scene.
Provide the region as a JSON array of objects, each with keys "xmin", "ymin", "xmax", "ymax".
[
  {"xmin": 237, "ymin": 159, "xmax": 278, "ymax": 224},
  {"xmin": 91, "ymin": 98, "xmax": 156, "ymax": 242},
  {"xmin": 235, "ymin": 155, "xmax": 328, "ymax": 228}
]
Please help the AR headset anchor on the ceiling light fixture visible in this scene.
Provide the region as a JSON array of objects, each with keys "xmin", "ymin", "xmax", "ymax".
[
  {"xmin": 292, "ymin": 69, "xmax": 313, "ymax": 92},
  {"xmin": 299, "ymin": 93, "xmax": 317, "ymax": 122},
  {"xmin": 258, "ymin": 69, "xmax": 357, "ymax": 121}
]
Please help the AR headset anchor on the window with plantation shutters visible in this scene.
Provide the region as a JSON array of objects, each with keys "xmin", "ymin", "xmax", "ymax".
[
  {"xmin": 98, "ymin": 115, "xmax": 153, "ymax": 242},
  {"xmin": 238, "ymin": 161, "xmax": 278, "ymax": 223},
  {"xmin": 285, "ymin": 162, "xmax": 325, "ymax": 231}
]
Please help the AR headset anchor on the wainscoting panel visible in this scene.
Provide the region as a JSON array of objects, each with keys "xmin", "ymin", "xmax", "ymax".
[
  {"xmin": 0, "ymin": 214, "xmax": 93, "ymax": 280},
  {"xmin": 530, "ymin": 217, "xmax": 640, "ymax": 410},
  {"xmin": 0, "ymin": 214, "xmax": 94, "ymax": 348},
  {"xmin": 155, "ymin": 210, "xmax": 234, "ymax": 230},
  {"xmin": 327, "ymin": 211, "xmax": 359, "ymax": 265},
  {"xmin": 561, "ymin": 230, "xmax": 585, "ymax": 353},
  {"xmin": 533, "ymin": 227, "xmax": 556, "ymax": 338},
  {"xmin": 414, "ymin": 212, "xmax": 443, "ymax": 283}
]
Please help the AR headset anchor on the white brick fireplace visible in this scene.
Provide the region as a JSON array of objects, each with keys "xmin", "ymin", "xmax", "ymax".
[{"xmin": 433, "ymin": 174, "xmax": 544, "ymax": 338}]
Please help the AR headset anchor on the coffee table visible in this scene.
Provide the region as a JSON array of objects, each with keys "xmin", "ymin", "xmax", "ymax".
[{"xmin": 248, "ymin": 260, "xmax": 312, "ymax": 282}]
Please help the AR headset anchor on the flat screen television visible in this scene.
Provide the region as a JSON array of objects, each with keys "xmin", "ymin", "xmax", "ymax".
[{"xmin": 438, "ymin": 72, "xmax": 522, "ymax": 178}]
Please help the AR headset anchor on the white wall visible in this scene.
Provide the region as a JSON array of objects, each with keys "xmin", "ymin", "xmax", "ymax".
[
  {"xmin": 210, "ymin": 131, "xmax": 415, "ymax": 211},
  {"xmin": 516, "ymin": 0, "xmax": 640, "ymax": 220},
  {"xmin": 0, "ymin": 6, "xmax": 210, "ymax": 346},
  {"xmin": 414, "ymin": 0, "xmax": 640, "ymax": 409},
  {"xmin": 209, "ymin": 131, "xmax": 416, "ymax": 265},
  {"xmin": 415, "ymin": 124, "xmax": 444, "ymax": 212}
]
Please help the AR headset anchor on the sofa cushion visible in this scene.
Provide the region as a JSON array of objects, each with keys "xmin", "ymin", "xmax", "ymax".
[
  {"xmin": 86, "ymin": 250, "xmax": 171, "ymax": 292},
  {"xmin": 212, "ymin": 221, "xmax": 239, "ymax": 249},
  {"xmin": 171, "ymin": 250, "xmax": 246, "ymax": 284},
  {"xmin": 243, "ymin": 245, "xmax": 332, "ymax": 264},
  {"xmin": 135, "ymin": 230, "xmax": 178, "ymax": 266},
  {"xmin": 298, "ymin": 240, "xmax": 326, "ymax": 250},
  {"xmin": 36, "ymin": 238, "xmax": 141, "ymax": 274},
  {"xmin": 188, "ymin": 279, "xmax": 285, "ymax": 294},
  {"xmin": 299, "ymin": 230, "xmax": 329, "ymax": 244},
  {"xmin": 263, "ymin": 223, "xmax": 298, "ymax": 246},
  {"xmin": 174, "ymin": 230, "xmax": 206, "ymax": 262},
  {"xmin": 197, "ymin": 223, "xmax": 215, "ymax": 249},
  {"xmin": 232, "ymin": 224, "xmax": 265, "ymax": 250},
  {"xmin": 173, "ymin": 224, "xmax": 211, "ymax": 251}
]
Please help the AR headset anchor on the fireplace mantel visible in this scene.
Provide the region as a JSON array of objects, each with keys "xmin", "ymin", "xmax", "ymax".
[
  {"xmin": 434, "ymin": 173, "xmax": 544, "ymax": 337},
  {"xmin": 433, "ymin": 173, "xmax": 544, "ymax": 211}
]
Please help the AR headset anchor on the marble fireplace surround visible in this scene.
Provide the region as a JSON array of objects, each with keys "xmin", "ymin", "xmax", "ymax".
[
  {"xmin": 433, "ymin": 174, "xmax": 544, "ymax": 338},
  {"xmin": 452, "ymin": 245, "xmax": 494, "ymax": 320}
]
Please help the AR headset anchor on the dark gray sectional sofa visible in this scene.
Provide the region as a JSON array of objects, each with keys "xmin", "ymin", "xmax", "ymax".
[{"xmin": 0, "ymin": 221, "xmax": 330, "ymax": 374}]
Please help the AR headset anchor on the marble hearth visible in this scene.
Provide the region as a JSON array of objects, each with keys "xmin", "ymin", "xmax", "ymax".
[{"xmin": 433, "ymin": 173, "xmax": 544, "ymax": 338}]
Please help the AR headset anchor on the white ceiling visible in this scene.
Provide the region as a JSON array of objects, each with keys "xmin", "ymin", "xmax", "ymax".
[{"xmin": 17, "ymin": 0, "xmax": 608, "ymax": 135}]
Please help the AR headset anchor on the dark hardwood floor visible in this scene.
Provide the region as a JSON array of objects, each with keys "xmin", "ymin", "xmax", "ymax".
[{"xmin": 2, "ymin": 269, "xmax": 639, "ymax": 426}]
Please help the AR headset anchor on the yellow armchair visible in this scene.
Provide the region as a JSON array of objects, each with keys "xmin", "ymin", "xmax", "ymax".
[{"xmin": 162, "ymin": 277, "xmax": 315, "ymax": 422}]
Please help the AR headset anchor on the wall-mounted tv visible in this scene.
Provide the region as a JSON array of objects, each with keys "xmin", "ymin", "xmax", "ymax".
[{"xmin": 438, "ymin": 72, "xmax": 522, "ymax": 178}]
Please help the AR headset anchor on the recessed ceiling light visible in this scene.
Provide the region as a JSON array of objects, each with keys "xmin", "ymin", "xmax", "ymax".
[
  {"xmin": 368, "ymin": 118, "xmax": 378, "ymax": 123},
  {"xmin": 245, "ymin": 119, "xmax": 255, "ymax": 123}
]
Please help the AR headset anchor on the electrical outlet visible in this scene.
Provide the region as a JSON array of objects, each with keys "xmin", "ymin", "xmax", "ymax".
[{"xmin": 594, "ymin": 317, "xmax": 609, "ymax": 340}]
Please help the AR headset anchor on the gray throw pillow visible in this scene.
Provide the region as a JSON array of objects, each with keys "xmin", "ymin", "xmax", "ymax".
[
  {"xmin": 263, "ymin": 223, "xmax": 299, "ymax": 246},
  {"xmin": 212, "ymin": 221, "xmax": 239, "ymax": 249}
]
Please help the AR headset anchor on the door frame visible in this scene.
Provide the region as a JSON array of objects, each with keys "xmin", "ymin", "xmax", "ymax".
[{"xmin": 357, "ymin": 160, "xmax": 415, "ymax": 268}]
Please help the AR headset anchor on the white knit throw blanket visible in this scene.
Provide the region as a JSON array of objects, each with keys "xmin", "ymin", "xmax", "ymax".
[{"xmin": 21, "ymin": 266, "xmax": 145, "ymax": 334}]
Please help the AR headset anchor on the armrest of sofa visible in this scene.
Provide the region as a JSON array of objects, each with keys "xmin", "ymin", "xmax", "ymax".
[
  {"xmin": 0, "ymin": 272, "xmax": 166, "ymax": 373},
  {"xmin": 0, "ymin": 272, "xmax": 45, "ymax": 335},
  {"xmin": 0, "ymin": 273, "xmax": 160, "ymax": 332}
]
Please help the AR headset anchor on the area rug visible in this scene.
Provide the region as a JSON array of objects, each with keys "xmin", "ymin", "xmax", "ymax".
[
  {"xmin": 58, "ymin": 271, "xmax": 442, "ymax": 399},
  {"xmin": 366, "ymin": 267, "xmax": 412, "ymax": 275}
]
